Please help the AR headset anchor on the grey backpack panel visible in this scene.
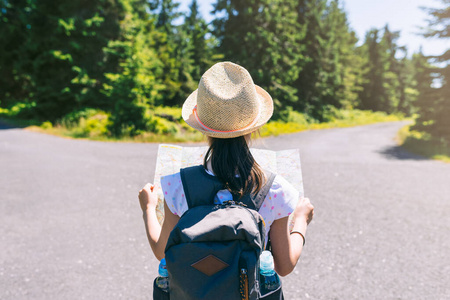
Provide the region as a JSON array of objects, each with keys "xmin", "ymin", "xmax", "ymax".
[
  {"xmin": 165, "ymin": 165, "xmax": 275, "ymax": 300},
  {"xmin": 166, "ymin": 205, "xmax": 265, "ymax": 247}
]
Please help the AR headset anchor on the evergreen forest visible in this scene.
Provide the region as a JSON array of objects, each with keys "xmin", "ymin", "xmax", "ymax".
[{"xmin": 0, "ymin": 0, "xmax": 448, "ymax": 148}]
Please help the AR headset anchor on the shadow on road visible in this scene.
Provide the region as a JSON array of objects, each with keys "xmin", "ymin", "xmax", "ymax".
[
  {"xmin": 0, "ymin": 119, "xmax": 20, "ymax": 130},
  {"xmin": 378, "ymin": 145, "xmax": 427, "ymax": 161}
]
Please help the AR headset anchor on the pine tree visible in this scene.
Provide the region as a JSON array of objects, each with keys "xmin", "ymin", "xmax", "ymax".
[
  {"xmin": 293, "ymin": 0, "xmax": 327, "ymax": 118},
  {"xmin": 213, "ymin": 0, "xmax": 304, "ymax": 115},
  {"xmin": 0, "ymin": 0, "xmax": 32, "ymax": 109},
  {"xmin": 0, "ymin": 0, "xmax": 124, "ymax": 120},
  {"xmin": 413, "ymin": 0, "xmax": 450, "ymax": 141},
  {"xmin": 151, "ymin": 0, "xmax": 188, "ymax": 106},
  {"xmin": 358, "ymin": 24, "xmax": 417, "ymax": 114},
  {"xmin": 380, "ymin": 25, "xmax": 406, "ymax": 113},
  {"xmin": 411, "ymin": 50, "xmax": 437, "ymax": 128},
  {"xmin": 394, "ymin": 52, "xmax": 419, "ymax": 115},
  {"xmin": 170, "ymin": 0, "xmax": 215, "ymax": 103},
  {"xmin": 322, "ymin": 0, "xmax": 362, "ymax": 111},
  {"xmin": 293, "ymin": 0, "xmax": 360, "ymax": 120},
  {"xmin": 102, "ymin": 0, "xmax": 166, "ymax": 136},
  {"xmin": 358, "ymin": 28, "xmax": 390, "ymax": 112},
  {"xmin": 184, "ymin": 0, "xmax": 213, "ymax": 81}
]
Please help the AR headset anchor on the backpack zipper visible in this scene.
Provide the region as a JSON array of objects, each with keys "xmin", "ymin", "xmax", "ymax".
[{"xmin": 240, "ymin": 268, "xmax": 249, "ymax": 300}]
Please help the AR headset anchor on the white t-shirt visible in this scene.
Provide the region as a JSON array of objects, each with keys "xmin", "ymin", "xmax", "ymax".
[{"xmin": 161, "ymin": 168, "xmax": 298, "ymax": 243}]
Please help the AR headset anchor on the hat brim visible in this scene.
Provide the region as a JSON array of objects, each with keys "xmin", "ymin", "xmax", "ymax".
[{"xmin": 182, "ymin": 85, "xmax": 274, "ymax": 139}]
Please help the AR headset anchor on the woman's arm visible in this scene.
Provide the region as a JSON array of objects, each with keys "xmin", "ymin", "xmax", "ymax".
[
  {"xmin": 270, "ymin": 197, "xmax": 314, "ymax": 277},
  {"xmin": 139, "ymin": 183, "xmax": 180, "ymax": 260}
]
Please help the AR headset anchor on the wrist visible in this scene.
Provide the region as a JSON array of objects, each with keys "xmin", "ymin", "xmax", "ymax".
[
  {"xmin": 294, "ymin": 215, "xmax": 308, "ymax": 226},
  {"xmin": 292, "ymin": 216, "xmax": 307, "ymax": 233},
  {"xmin": 142, "ymin": 206, "xmax": 156, "ymax": 216},
  {"xmin": 290, "ymin": 230, "xmax": 306, "ymax": 246}
]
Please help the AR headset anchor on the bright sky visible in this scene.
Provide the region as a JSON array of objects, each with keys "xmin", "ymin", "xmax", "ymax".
[{"xmin": 177, "ymin": 0, "xmax": 449, "ymax": 57}]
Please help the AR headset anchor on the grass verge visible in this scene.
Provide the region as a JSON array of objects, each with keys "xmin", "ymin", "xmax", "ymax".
[
  {"xmin": 260, "ymin": 110, "xmax": 403, "ymax": 137},
  {"xmin": 24, "ymin": 123, "xmax": 205, "ymax": 143},
  {"xmin": 397, "ymin": 125, "xmax": 450, "ymax": 163},
  {"xmin": 2, "ymin": 108, "xmax": 403, "ymax": 143}
]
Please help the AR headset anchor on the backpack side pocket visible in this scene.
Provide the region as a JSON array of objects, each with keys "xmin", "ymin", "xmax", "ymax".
[
  {"xmin": 259, "ymin": 274, "xmax": 284, "ymax": 300},
  {"xmin": 153, "ymin": 277, "xmax": 170, "ymax": 300}
]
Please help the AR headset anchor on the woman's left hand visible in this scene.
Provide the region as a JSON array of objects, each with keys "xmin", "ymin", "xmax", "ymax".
[
  {"xmin": 293, "ymin": 197, "xmax": 314, "ymax": 225},
  {"xmin": 138, "ymin": 183, "xmax": 158, "ymax": 212}
]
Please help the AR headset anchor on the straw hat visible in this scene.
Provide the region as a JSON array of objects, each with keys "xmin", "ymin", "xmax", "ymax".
[{"xmin": 182, "ymin": 61, "xmax": 273, "ymax": 138}]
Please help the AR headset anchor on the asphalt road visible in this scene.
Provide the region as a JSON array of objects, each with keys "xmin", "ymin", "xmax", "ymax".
[{"xmin": 1, "ymin": 121, "xmax": 449, "ymax": 299}]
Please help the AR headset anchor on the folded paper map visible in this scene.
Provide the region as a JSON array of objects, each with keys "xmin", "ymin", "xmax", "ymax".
[{"xmin": 153, "ymin": 144, "xmax": 304, "ymax": 227}]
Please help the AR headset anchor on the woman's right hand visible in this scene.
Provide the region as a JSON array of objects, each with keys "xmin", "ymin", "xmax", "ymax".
[
  {"xmin": 138, "ymin": 183, "xmax": 158, "ymax": 212},
  {"xmin": 293, "ymin": 197, "xmax": 314, "ymax": 225}
]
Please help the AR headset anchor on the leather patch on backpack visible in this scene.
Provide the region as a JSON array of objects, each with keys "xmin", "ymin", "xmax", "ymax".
[{"xmin": 191, "ymin": 255, "xmax": 229, "ymax": 276}]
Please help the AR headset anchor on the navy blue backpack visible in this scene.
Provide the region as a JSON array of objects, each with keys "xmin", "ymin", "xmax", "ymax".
[{"xmin": 154, "ymin": 165, "xmax": 284, "ymax": 300}]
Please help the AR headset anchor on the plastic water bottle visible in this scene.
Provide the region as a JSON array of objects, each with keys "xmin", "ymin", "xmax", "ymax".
[
  {"xmin": 260, "ymin": 250, "xmax": 280, "ymax": 294},
  {"xmin": 156, "ymin": 258, "xmax": 169, "ymax": 293}
]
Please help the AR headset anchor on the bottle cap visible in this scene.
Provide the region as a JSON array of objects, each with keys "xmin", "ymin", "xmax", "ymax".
[
  {"xmin": 260, "ymin": 250, "xmax": 274, "ymax": 273},
  {"xmin": 159, "ymin": 258, "xmax": 169, "ymax": 277}
]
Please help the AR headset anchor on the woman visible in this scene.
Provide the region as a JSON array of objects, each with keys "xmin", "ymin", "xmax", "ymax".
[{"xmin": 139, "ymin": 61, "xmax": 314, "ymax": 277}]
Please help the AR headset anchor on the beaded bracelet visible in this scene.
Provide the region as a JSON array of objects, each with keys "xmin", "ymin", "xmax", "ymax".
[{"xmin": 290, "ymin": 231, "xmax": 306, "ymax": 246}]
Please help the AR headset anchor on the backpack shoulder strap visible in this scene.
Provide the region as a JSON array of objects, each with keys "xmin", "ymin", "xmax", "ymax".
[
  {"xmin": 180, "ymin": 165, "xmax": 224, "ymax": 209},
  {"xmin": 252, "ymin": 171, "xmax": 276, "ymax": 211},
  {"xmin": 234, "ymin": 170, "xmax": 276, "ymax": 211}
]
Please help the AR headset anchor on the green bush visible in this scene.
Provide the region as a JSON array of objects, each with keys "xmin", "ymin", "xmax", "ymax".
[
  {"xmin": 61, "ymin": 109, "xmax": 111, "ymax": 138},
  {"xmin": 40, "ymin": 121, "xmax": 53, "ymax": 129},
  {"xmin": 399, "ymin": 125, "xmax": 450, "ymax": 163},
  {"xmin": 321, "ymin": 105, "xmax": 341, "ymax": 122},
  {"xmin": 286, "ymin": 110, "xmax": 310, "ymax": 125},
  {"xmin": 277, "ymin": 107, "xmax": 314, "ymax": 125},
  {"xmin": 147, "ymin": 116, "xmax": 179, "ymax": 135},
  {"xmin": 4, "ymin": 102, "xmax": 37, "ymax": 119},
  {"xmin": 152, "ymin": 106, "xmax": 183, "ymax": 122},
  {"xmin": 80, "ymin": 113, "xmax": 110, "ymax": 137},
  {"xmin": 61, "ymin": 108, "xmax": 104, "ymax": 128},
  {"xmin": 260, "ymin": 121, "xmax": 306, "ymax": 137},
  {"xmin": 108, "ymin": 100, "xmax": 147, "ymax": 137}
]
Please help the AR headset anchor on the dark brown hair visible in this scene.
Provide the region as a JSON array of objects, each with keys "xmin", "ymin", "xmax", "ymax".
[{"xmin": 203, "ymin": 135, "xmax": 266, "ymax": 198}]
